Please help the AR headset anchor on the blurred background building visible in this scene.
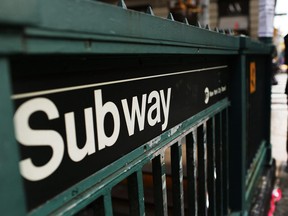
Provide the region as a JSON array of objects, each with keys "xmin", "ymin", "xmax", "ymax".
[
  {"xmin": 103, "ymin": 0, "xmax": 286, "ymax": 42},
  {"xmin": 111, "ymin": 0, "xmax": 274, "ymax": 39},
  {"xmin": 102, "ymin": 0, "xmax": 287, "ymax": 69}
]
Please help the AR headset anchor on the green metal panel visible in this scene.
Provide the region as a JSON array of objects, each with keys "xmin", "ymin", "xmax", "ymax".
[
  {"xmin": 152, "ymin": 153, "xmax": 168, "ymax": 215},
  {"xmin": 0, "ymin": 58, "xmax": 27, "ymax": 215},
  {"xmin": 245, "ymin": 142, "xmax": 267, "ymax": 204},
  {"xmin": 0, "ymin": 27, "xmax": 240, "ymax": 55},
  {"xmin": 0, "ymin": 30, "xmax": 238, "ymax": 55},
  {"xmin": 0, "ymin": 0, "xmax": 240, "ymax": 55},
  {"xmin": 239, "ymin": 36, "xmax": 273, "ymax": 54},
  {"xmin": 229, "ymin": 36, "xmax": 273, "ymax": 215},
  {"xmin": 0, "ymin": 0, "xmax": 39, "ymax": 25},
  {"xmin": 0, "ymin": 33, "xmax": 23, "ymax": 54},
  {"xmin": 186, "ymin": 131, "xmax": 197, "ymax": 215},
  {"xmin": 229, "ymin": 54, "xmax": 248, "ymax": 214},
  {"xmin": 36, "ymin": 0, "xmax": 239, "ymax": 50}
]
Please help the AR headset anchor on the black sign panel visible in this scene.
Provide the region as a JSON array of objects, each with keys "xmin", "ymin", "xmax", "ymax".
[{"xmin": 11, "ymin": 56, "xmax": 229, "ymax": 210}]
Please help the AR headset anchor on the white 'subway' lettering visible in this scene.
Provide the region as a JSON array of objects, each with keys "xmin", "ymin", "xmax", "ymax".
[{"xmin": 14, "ymin": 88, "xmax": 172, "ymax": 181}]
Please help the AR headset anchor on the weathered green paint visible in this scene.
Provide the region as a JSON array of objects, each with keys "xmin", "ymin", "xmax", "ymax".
[
  {"xmin": 152, "ymin": 153, "xmax": 168, "ymax": 216},
  {"xmin": 245, "ymin": 142, "xmax": 267, "ymax": 204},
  {"xmin": 171, "ymin": 142, "xmax": 184, "ymax": 216},
  {"xmin": 0, "ymin": 58, "xmax": 26, "ymax": 215},
  {"xmin": 0, "ymin": 27, "xmax": 239, "ymax": 55},
  {"xmin": 245, "ymin": 142, "xmax": 266, "ymax": 187},
  {"xmin": 0, "ymin": 0, "xmax": 240, "ymax": 55},
  {"xmin": 207, "ymin": 117, "xmax": 216, "ymax": 216},
  {"xmin": 37, "ymin": 0, "xmax": 238, "ymax": 50},
  {"xmin": 240, "ymin": 36, "xmax": 273, "ymax": 54},
  {"xmin": 0, "ymin": 0, "xmax": 39, "ymax": 25}
]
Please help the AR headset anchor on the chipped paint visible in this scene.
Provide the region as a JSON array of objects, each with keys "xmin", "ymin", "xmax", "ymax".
[{"xmin": 170, "ymin": 124, "xmax": 182, "ymax": 137}]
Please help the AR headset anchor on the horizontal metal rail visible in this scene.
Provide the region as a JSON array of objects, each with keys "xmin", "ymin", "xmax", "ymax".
[{"xmin": 27, "ymin": 99, "xmax": 229, "ymax": 215}]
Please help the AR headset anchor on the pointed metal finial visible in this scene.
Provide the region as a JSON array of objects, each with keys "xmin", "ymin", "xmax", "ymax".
[
  {"xmin": 183, "ymin": 18, "xmax": 189, "ymax": 25},
  {"xmin": 219, "ymin": 29, "xmax": 225, "ymax": 34},
  {"xmin": 197, "ymin": 21, "xmax": 202, "ymax": 28},
  {"xmin": 228, "ymin": 29, "xmax": 234, "ymax": 35},
  {"xmin": 167, "ymin": 13, "xmax": 174, "ymax": 21},
  {"xmin": 146, "ymin": 6, "xmax": 154, "ymax": 16},
  {"xmin": 118, "ymin": 0, "xmax": 127, "ymax": 9}
]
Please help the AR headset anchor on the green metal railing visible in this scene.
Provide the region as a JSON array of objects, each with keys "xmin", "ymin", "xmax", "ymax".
[{"xmin": 0, "ymin": 0, "xmax": 273, "ymax": 215}]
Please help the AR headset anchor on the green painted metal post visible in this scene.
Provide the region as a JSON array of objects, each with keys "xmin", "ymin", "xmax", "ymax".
[
  {"xmin": 229, "ymin": 54, "xmax": 248, "ymax": 215},
  {"xmin": 104, "ymin": 192, "xmax": 113, "ymax": 216},
  {"xmin": 171, "ymin": 142, "xmax": 184, "ymax": 216},
  {"xmin": 207, "ymin": 117, "xmax": 216, "ymax": 216},
  {"xmin": 215, "ymin": 113, "xmax": 224, "ymax": 215},
  {"xmin": 0, "ymin": 1, "xmax": 274, "ymax": 215},
  {"xmin": 186, "ymin": 131, "xmax": 197, "ymax": 216},
  {"xmin": 0, "ymin": 58, "xmax": 27, "ymax": 216},
  {"xmin": 260, "ymin": 42, "xmax": 273, "ymax": 162},
  {"xmin": 128, "ymin": 170, "xmax": 145, "ymax": 215},
  {"xmin": 152, "ymin": 153, "xmax": 168, "ymax": 216},
  {"xmin": 222, "ymin": 109, "xmax": 229, "ymax": 215},
  {"xmin": 197, "ymin": 124, "xmax": 208, "ymax": 216}
]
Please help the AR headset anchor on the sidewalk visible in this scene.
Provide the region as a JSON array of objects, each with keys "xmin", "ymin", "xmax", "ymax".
[
  {"xmin": 271, "ymin": 72, "xmax": 287, "ymax": 166},
  {"xmin": 271, "ymin": 72, "xmax": 288, "ymax": 215}
]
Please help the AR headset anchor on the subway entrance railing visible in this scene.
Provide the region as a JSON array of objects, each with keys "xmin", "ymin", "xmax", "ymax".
[{"xmin": 0, "ymin": 1, "xmax": 273, "ymax": 216}]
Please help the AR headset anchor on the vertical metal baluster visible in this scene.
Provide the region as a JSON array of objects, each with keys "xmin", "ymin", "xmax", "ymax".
[
  {"xmin": 128, "ymin": 170, "xmax": 145, "ymax": 216},
  {"xmin": 0, "ymin": 59, "xmax": 26, "ymax": 216},
  {"xmin": 171, "ymin": 142, "xmax": 184, "ymax": 216},
  {"xmin": 186, "ymin": 131, "xmax": 198, "ymax": 216},
  {"xmin": 152, "ymin": 153, "xmax": 168, "ymax": 216},
  {"xmin": 222, "ymin": 108, "xmax": 229, "ymax": 215},
  {"xmin": 207, "ymin": 118, "xmax": 216, "ymax": 216},
  {"xmin": 215, "ymin": 113, "xmax": 223, "ymax": 215},
  {"xmin": 104, "ymin": 192, "xmax": 113, "ymax": 216},
  {"xmin": 197, "ymin": 124, "xmax": 208, "ymax": 216}
]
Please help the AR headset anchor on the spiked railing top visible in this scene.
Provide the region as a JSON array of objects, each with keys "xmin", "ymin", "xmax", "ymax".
[{"xmin": 0, "ymin": 0, "xmax": 272, "ymax": 55}]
